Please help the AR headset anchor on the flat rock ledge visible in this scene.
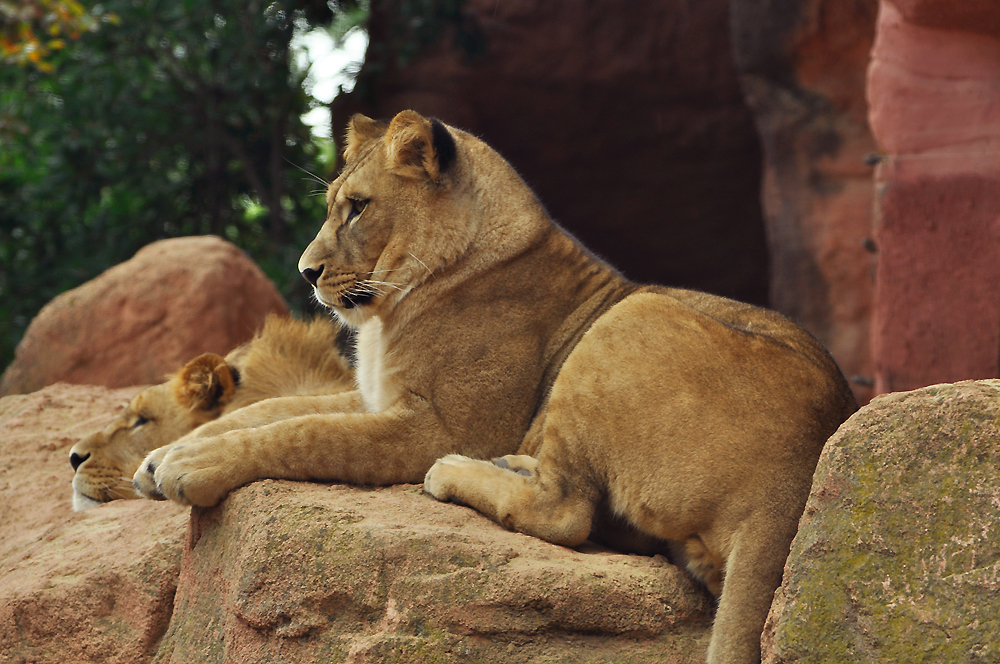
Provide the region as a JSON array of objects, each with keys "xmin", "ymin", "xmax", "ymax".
[{"xmin": 0, "ymin": 384, "xmax": 714, "ymax": 664}]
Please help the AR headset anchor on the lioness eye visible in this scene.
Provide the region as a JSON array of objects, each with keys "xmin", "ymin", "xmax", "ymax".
[
  {"xmin": 346, "ymin": 198, "xmax": 368, "ymax": 224},
  {"xmin": 133, "ymin": 415, "xmax": 149, "ymax": 428}
]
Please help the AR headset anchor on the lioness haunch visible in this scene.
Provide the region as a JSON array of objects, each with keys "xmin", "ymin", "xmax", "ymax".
[{"xmin": 133, "ymin": 110, "xmax": 857, "ymax": 664}]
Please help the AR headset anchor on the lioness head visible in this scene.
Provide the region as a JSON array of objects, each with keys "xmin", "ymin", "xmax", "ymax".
[
  {"xmin": 298, "ymin": 111, "xmax": 493, "ymax": 328},
  {"xmin": 69, "ymin": 353, "xmax": 238, "ymax": 510}
]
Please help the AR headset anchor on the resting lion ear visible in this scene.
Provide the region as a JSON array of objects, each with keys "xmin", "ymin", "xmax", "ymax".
[
  {"xmin": 171, "ymin": 353, "xmax": 238, "ymax": 418},
  {"xmin": 385, "ymin": 110, "xmax": 456, "ymax": 183},
  {"xmin": 344, "ymin": 114, "xmax": 388, "ymax": 164}
]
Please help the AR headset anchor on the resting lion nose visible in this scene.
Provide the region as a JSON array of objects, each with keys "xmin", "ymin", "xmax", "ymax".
[
  {"xmin": 301, "ymin": 265, "xmax": 323, "ymax": 286},
  {"xmin": 70, "ymin": 451, "xmax": 90, "ymax": 472}
]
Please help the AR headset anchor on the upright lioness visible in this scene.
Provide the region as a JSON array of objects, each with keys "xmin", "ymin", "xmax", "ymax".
[{"xmin": 133, "ymin": 110, "xmax": 856, "ymax": 663}]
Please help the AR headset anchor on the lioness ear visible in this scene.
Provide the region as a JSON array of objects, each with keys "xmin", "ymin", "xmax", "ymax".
[
  {"xmin": 171, "ymin": 353, "xmax": 238, "ymax": 418},
  {"xmin": 344, "ymin": 114, "xmax": 388, "ymax": 164},
  {"xmin": 385, "ymin": 110, "xmax": 456, "ymax": 183}
]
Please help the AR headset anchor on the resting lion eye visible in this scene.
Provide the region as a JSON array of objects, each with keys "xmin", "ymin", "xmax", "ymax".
[
  {"xmin": 345, "ymin": 198, "xmax": 368, "ymax": 224},
  {"xmin": 132, "ymin": 415, "xmax": 149, "ymax": 428}
]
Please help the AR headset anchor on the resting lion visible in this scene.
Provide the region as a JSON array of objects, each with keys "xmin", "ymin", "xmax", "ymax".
[
  {"xmin": 70, "ymin": 315, "xmax": 353, "ymax": 510},
  {"xmin": 133, "ymin": 110, "xmax": 856, "ymax": 663}
]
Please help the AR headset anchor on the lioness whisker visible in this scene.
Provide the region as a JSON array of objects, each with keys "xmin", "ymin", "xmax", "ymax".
[
  {"xmin": 408, "ymin": 252, "xmax": 433, "ymax": 277},
  {"xmin": 365, "ymin": 279, "xmax": 404, "ymax": 291},
  {"xmin": 284, "ymin": 158, "xmax": 330, "ymax": 188}
]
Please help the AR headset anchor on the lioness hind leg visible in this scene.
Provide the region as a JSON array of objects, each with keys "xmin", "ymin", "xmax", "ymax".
[
  {"xmin": 680, "ymin": 536, "xmax": 724, "ymax": 597},
  {"xmin": 424, "ymin": 454, "xmax": 595, "ymax": 547},
  {"xmin": 707, "ymin": 517, "xmax": 795, "ymax": 664},
  {"xmin": 491, "ymin": 454, "xmax": 538, "ymax": 477}
]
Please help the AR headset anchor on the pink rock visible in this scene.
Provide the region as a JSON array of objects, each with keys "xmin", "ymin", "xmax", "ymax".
[
  {"xmin": 0, "ymin": 237, "xmax": 289, "ymax": 396},
  {"xmin": 867, "ymin": 0, "xmax": 1000, "ymax": 393},
  {"xmin": 731, "ymin": 0, "xmax": 880, "ymax": 404}
]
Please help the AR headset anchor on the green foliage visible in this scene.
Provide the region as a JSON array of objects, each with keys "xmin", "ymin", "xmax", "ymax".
[{"xmin": 0, "ymin": 0, "xmax": 357, "ymax": 372}]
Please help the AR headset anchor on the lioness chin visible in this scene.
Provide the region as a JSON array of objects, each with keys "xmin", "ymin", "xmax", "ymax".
[{"xmin": 133, "ymin": 110, "xmax": 856, "ymax": 663}]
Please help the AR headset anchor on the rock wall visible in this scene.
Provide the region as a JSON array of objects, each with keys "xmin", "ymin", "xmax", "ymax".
[
  {"xmin": 731, "ymin": 0, "xmax": 880, "ymax": 404},
  {"xmin": 336, "ymin": 0, "xmax": 771, "ymax": 306},
  {"xmin": 867, "ymin": 1, "xmax": 1000, "ymax": 393},
  {"xmin": 0, "ymin": 237, "xmax": 288, "ymax": 396},
  {"xmin": 763, "ymin": 380, "xmax": 1000, "ymax": 662},
  {"xmin": 0, "ymin": 384, "xmax": 715, "ymax": 664}
]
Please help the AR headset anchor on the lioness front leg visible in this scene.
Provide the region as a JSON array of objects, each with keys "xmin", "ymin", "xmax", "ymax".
[
  {"xmin": 133, "ymin": 391, "xmax": 365, "ymax": 501},
  {"xmin": 195, "ymin": 392, "xmax": 364, "ymax": 439},
  {"xmin": 134, "ymin": 399, "xmax": 454, "ymax": 507},
  {"xmin": 424, "ymin": 454, "xmax": 596, "ymax": 546}
]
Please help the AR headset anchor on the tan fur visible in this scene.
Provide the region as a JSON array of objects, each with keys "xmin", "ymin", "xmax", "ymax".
[
  {"xmin": 131, "ymin": 111, "xmax": 856, "ymax": 663},
  {"xmin": 70, "ymin": 316, "xmax": 352, "ymax": 510}
]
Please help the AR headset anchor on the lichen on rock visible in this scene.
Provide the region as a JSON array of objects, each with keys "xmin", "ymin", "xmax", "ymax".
[{"xmin": 763, "ymin": 380, "xmax": 1000, "ymax": 663}]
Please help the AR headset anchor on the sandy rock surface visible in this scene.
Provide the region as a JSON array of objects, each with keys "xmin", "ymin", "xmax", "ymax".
[
  {"xmin": 763, "ymin": 380, "xmax": 1000, "ymax": 662},
  {"xmin": 1, "ymin": 384, "xmax": 715, "ymax": 664},
  {"xmin": 0, "ymin": 236, "xmax": 288, "ymax": 396}
]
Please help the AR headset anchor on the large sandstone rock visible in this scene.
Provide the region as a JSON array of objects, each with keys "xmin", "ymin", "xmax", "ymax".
[
  {"xmin": 731, "ymin": 0, "xmax": 879, "ymax": 404},
  {"xmin": 867, "ymin": 1, "xmax": 1000, "ymax": 393},
  {"xmin": 157, "ymin": 483, "xmax": 713, "ymax": 663},
  {"xmin": 1, "ymin": 384, "xmax": 715, "ymax": 663},
  {"xmin": 337, "ymin": 0, "xmax": 771, "ymax": 306},
  {"xmin": 762, "ymin": 380, "xmax": 1000, "ymax": 662},
  {"xmin": 0, "ymin": 237, "xmax": 289, "ymax": 396}
]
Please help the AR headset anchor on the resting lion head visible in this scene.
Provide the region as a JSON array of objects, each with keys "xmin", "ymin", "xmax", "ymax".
[{"xmin": 69, "ymin": 352, "xmax": 240, "ymax": 510}]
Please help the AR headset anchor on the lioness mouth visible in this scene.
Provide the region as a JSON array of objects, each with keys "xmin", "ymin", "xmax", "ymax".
[{"xmin": 341, "ymin": 291, "xmax": 375, "ymax": 309}]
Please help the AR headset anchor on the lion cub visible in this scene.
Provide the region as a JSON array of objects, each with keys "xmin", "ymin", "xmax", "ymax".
[
  {"xmin": 132, "ymin": 110, "xmax": 855, "ymax": 663},
  {"xmin": 70, "ymin": 316, "xmax": 352, "ymax": 510}
]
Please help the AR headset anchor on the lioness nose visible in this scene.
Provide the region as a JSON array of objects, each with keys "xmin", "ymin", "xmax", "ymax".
[
  {"xmin": 301, "ymin": 265, "xmax": 323, "ymax": 286},
  {"xmin": 70, "ymin": 451, "xmax": 90, "ymax": 472}
]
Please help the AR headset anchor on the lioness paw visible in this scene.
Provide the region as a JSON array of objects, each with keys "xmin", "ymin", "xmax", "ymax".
[
  {"xmin": 423, "ymin": 454, "xmax": 473, "ymax": 501},
  {"xmin": 133, "ymin": 446, "xmax": 172, "ymax": 500},
  {"xmin": 134, "ymin": 438, "xmax": 246, "ymax": 507}
]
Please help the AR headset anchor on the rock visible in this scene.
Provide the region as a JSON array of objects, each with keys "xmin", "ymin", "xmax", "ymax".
[
  {"xmin": 762, "ymin": 380, "xmax": 1000, "ymax": 663},
  {"xmin": 0, "ymin": 236, "xmax": 288, "ymax": 397},
  {"xmin": 156, "ymin": 482, "xmax": 714, "ymax": 663},
  {"xmin": 730, "ymin": 0, "xmax": 880, "ymax": 404},
  {"xmin": 336, "ymin": 0, "xmax": 771, "ymax": 307},
  {"xmin": 0, "ymin": 383, "xmax": 189, "ymax": 664},
  {"xmin": 1, "ymin": 384, "xmax": 715, "ymax": 663},
  {"xmin": 867, "ymin": 1, "xmax": 1000, "ymax": 393}
]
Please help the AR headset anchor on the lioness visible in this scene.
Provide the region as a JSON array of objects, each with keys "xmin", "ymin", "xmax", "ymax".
[
  {"xmin": 133, "ymin": 110, "xmax": 856, "ymax": 663},
  {"xmin": 71, "ymin": 316, "xmax": 352, "ymax": 510}
]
